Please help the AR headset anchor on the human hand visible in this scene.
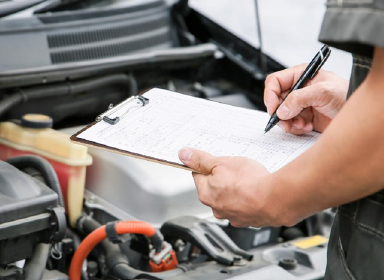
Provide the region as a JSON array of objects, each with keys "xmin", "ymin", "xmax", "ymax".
[
  {"xmin": 264, "ymin": 64, "xmax": 349, "ymax": 134},
  {"xmin": 179, "ymin": 148, "xmax": 280, "ymax": 228}
]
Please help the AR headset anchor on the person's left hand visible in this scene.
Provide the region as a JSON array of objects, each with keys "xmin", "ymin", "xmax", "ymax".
[{"xmin": 179, "ymin": 147, "xmax": 276, "ymax": 228}]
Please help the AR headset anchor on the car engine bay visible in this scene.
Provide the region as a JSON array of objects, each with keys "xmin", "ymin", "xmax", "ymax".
[{"xmin": 0, "ymin": 0, "xmax": 333, "ymax": 279}]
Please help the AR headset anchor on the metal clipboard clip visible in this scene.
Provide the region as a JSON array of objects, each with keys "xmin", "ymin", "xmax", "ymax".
[{"xmin": 96, "ymin": 95, "xmax": 150, "ymax": 125}]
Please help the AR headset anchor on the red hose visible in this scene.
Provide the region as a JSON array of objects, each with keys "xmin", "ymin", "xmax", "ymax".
[{"xmin": 69, "ymin": 221, "xmax": 156, "ymax": 280}]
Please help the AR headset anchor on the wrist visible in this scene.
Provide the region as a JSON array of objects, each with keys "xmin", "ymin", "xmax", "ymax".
[
  {"xmin": 261, "ymin": 171, "xmax": 311, "ymax": 227},
  {"xmin": 252, "ymin": 173, "xmax": 295, "ymax": 227}
]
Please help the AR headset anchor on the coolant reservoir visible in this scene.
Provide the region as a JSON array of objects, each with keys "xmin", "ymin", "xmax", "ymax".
[{"xmin": 0, "ymin": 114, "xmax": 92, "ymax": 227}]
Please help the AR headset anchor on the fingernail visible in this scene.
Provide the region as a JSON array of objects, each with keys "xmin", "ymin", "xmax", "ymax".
[
  {"xmin": 277, "ymin": 105, "xmax": 290, "ymax": 119},
  {"xmin": 179, "ymin": 148, "xmax": 193, "ymax": 163},
  {"xmin": 277, "ymin": 122, "xmax": 286, "ymax": 132},
  {"xmin": 303, "ymin": 123, "xmax": 313, "ymax": 132}
]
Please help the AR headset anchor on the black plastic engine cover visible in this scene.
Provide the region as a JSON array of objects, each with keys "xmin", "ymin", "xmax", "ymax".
[
  {"xmin": 0, "ymin": 161, "xmax": 59, "ymax": 265},
  {"xmin": 0, "ymin": 161, "xmax": 58, "ymax": 224}
]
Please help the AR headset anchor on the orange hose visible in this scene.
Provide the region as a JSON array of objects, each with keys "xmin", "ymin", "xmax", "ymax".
[{"xmin": 69, "ymin": 221, "xmax": 156, "ymax": 280}]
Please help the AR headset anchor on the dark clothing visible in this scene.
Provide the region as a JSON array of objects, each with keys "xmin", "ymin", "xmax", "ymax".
[
  {"xmin": 318, "ymin": 0, "xmax": 384, "ymax": 58},
  {"xmin": 324, "ymin": 192, "xmax": 384, "ymax": 279},
  {"xmin": 346, "ymin": 55, "xmax": 372, "ymax": 98},
  {"xmin": 318, "ymin": 0, "xmax": 384, "ymax": 279}
]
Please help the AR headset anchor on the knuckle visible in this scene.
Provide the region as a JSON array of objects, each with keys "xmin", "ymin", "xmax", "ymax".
[
  {"xmin": 279, "ymin": 214, "xmax": 296, "ymax": 227},
  {"xmin": 194, "ymin": 153, "xmax": 203, "ymax": 168},
  {"xmin": 290, "ymin": 91, "xmax": 300, "ymax": 104},
  {"xmin": 197, "ymin": 188, "xmax": 212, "ymax": 207},
  {"xmin": 213, "ymin": 210, "xmax": 224, "ymax": 220},
  {"xmin": 290, "ymin": 90, "xmax": 307, "ymax": 109},
  {"xmin": 195, "ymin": 155, "xmax": 209, "ymax": 173},
  {"xmin": 282, "ymin": 219, "xmax": 296, "ymax": 228},
  {"xmin": 321, "ymin": 83, "xmax": 334, "ymax": 97},
  {"xmin": 264, "ymin": 73, "xmax": 274, "ymax": 85},
  {"xmin": 195, "ymin": 159, "xmax": 203, "ymax": 171},
  {"xmin": 229, "ymin": 220, "xmax": 243, "ymax": 228},
  {"xmin": 263, "ymin": 92, "xmax": 270, "ymax": 104},
  {"xmin": 198, "ymin": 193, "xmax": 210, "ymax": 206}
]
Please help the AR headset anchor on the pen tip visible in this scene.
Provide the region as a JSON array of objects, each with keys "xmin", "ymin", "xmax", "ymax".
[{"xmin": 264, "ymin": 124, "xmax": 272, "ymax": 134}]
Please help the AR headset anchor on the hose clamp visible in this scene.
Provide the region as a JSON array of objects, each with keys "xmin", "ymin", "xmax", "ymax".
[{"xmin": 106, "ymin": 221, "xmax": 123, "ymax": 244}]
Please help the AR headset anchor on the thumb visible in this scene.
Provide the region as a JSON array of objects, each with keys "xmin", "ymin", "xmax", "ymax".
[
  {"xmin": 179, "ymin": 148, "xmax": 217, "ymax": 174},
  {"xmin": 276, "ymin": 87, "xmax": 316, "ymax": 120}
]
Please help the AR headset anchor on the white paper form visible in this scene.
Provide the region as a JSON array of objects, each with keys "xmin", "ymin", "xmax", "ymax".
[{"xmin": 77, "ymin": 88, "xmax": 320, "ymax": 172}]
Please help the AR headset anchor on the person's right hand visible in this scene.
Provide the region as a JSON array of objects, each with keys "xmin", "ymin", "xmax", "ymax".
[{"xmin": 264, "ymin": 64, "xmax": 349, "ymax": 134}]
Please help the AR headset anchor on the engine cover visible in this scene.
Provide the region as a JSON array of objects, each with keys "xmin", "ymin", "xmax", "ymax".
[{"xmin": 0, "ymin": 161, "xmax": 61, "ymax": 265}]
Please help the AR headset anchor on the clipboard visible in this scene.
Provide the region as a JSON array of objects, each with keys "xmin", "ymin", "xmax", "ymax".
[
  {"xmin": 70, "ymin": 90, "xmax": 193, "ymax": 171},
  {"xmin": 71, "ymin": 88, "xmax": 320, "ymax": 173}
]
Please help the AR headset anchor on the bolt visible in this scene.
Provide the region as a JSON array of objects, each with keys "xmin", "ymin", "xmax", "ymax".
[{"xmin": 278, "ymin": 257, "xmax": 298, "ymax": 270}]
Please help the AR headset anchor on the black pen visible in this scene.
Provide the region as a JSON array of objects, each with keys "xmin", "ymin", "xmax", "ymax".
[{"xmin": 264, "ymin": 45, "xmax": 331, "ymax": 133}]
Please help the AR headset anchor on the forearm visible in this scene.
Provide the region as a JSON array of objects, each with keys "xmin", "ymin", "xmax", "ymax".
[{"xmin": 267, "ymin": 49, "xmax": 384, "ymax": 226}]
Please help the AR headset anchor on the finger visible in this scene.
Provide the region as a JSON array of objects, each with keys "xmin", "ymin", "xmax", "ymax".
[
  {"xmin": 289, "ymin": 122, "xmax": 314, "ymax": 135},
  {"xmin": 192, "ymin": 172, "xmax": 214, "ymax": 207},
  {"xmin": 278, "ymin": 118, "xmax": 313, "ymax": 135},
  {"xmin": 264, "ymin": 65, "xmax": 307, "ymax": 113},
  {"xmin": 265, "ymin": 89, "xmax": 290, "ymax": 115},
  {"xmin": 276, "ymin": 120, "xmax": 290, "ymax": 133},
  {"xmin": 179, "ymin": 148, "xmax": 217, "ymax": 174},
  {"xmin": 192, "ymin": 172, "xmax": 206, "ymax": 189},
  {"xmin": 292, "ymin": 115, "xmax": 306, "ymax": 130},
  {"xmin": 283, "ymin": 107, "xmax": 313, "ymax": 130},
  {"xmin": 212, "ymin": 209, "xmax": 226, "ymax": 220},
  {"xmin": 229, "ymin": 220, "xmax": 248, "ymax": 228},
  {"xmin": 276, "ymin": 85, "xmax": 320, "ymax": 120}
]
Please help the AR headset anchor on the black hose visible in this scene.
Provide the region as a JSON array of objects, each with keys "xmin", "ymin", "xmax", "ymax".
[
  {"xmin": 0, "ymin": 94, "xmax": 24, "ymax": 118},
  {"xmin": 6, "ymin": 155, "xmax": 65, "ymax": 208},
  {"xmin": 66, "ymin": 227, "xmax": 89, "ymax": 280},
  {"xmin": 80, "ymin": 216, "xmax": 185, "ymax": 280},
  {"xmin": 112, "ymin": 263, "xmax": 185, "ymax": 280},
  {"xmin": 127, "ymin": 73, "xmax": 138, "ymax": 97},
  {"xmin": 0, "ymin": 73, "xmax": 137, "ymax": 119},
  {"xmin": 24, "ymin": 243, "xmax": 50, "ymax": 280}
]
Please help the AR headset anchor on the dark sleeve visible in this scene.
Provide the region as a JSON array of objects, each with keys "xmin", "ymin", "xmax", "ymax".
[{"xmin": 318, "ymin": 0, "xmax": 384, "ymax": 58}]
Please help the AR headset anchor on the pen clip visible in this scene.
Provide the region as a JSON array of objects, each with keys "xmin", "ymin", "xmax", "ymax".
[{"xmin": 310, "ymin": 47, "xmax": 331, "ymax": 79}]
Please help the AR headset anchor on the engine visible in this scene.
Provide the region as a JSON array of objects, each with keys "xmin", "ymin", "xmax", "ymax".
[{"xmin": 0, "ymin": 0, "xmax": 332, "ymax": 279}]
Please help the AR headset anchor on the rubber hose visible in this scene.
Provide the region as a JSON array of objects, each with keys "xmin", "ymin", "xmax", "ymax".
[
  {"xmin": 0, "ymin": 74, "xmax": 136, "ymax": 118},
  {"xmin": 69, "ymin": 221, "xmax": 157, "ymax": 280},
  {"xmin": 82, "ymin": 216, "xmax": 163, "ymax": 252},
  {"xmin": 26, "ymin": 74, "xmax": 131, "ymax": 99},
  {"xmin": 24, "ymin": 243, "xmax": 50, "ymax": 280},
  {"xmin": 6, "ymin": 155, "xmax": 65, "ymax": 208},
  {"xmin": 0, "ymin": 94, "xmax": 24, "ymax": 119},
  {"xmin": 80, "ymin": 217, "xmax": 184, "ymax": 280},
  {"xmin": 66, "ymin": 228, "xmax": 89, "ymax": 280},
  {"xmin": 103, "ymin": 237, "xmax": 184, "ymax": 280},
  {"xmin": 127, "ymin": 73, "xmax": 138, "ymax": 97}
]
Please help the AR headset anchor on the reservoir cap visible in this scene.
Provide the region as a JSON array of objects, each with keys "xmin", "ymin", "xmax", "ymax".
[{"xmin": 21, "ymin": 114, "xmax": 53, "ymax": 129}]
